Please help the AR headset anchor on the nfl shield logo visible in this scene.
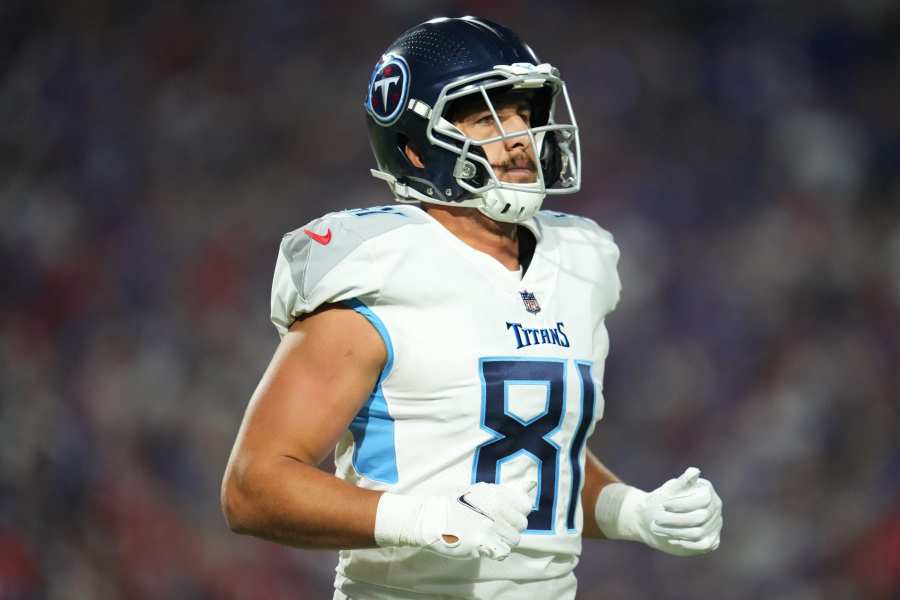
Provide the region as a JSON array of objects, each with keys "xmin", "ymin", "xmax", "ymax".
[{"xmin": 520, "ymin": 290, "xmax": 541, "ymax": 314}]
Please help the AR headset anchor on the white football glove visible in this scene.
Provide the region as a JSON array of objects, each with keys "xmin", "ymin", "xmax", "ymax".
[
  {"xmin": 594, "ymin": 467, "xmax": 723, "ymax": 556},
  {"xmin": 374, "ymin": 480, "xmax": 535, "ymax": 560}
]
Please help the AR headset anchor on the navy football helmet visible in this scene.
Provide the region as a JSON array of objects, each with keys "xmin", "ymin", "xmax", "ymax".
[{"xmin": 364, "ymin": 16, "xmax": 580, "ymax": 223}]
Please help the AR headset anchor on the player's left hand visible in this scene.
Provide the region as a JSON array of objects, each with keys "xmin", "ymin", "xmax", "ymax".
[
  {"xmin": 595, "ymin": 467, "xmax": 723, "ymax": 556},
  {"xmin": 641, "ymin": 467, "xmax": 723, "ymax": 556}
]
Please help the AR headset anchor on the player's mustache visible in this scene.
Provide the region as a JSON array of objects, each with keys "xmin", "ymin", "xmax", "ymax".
[{"xmin": 491, "ymin": 156, "xmax": 537, "ymax": 172}]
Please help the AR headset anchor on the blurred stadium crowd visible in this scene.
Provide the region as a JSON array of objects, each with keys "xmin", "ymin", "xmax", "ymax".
[{"xmin": 1, "ymin": 1, "xmax": 898, "ymax": 598}]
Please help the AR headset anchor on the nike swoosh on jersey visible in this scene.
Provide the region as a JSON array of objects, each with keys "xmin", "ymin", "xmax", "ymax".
[
  {"xmin": 457, "ymin": 494, "xmax": 494, "ymax": 522},
  {"xmin": 303, "ymin": 228, "xmax": 332, "ymax": 245}
]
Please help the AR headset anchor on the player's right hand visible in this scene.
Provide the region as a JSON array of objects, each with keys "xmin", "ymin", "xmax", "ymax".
[
  {"xmin": 412, "ymin": 480, "xmax": 535, "ymax": 560},
  {"xmin": 374, "ymin": 480, "xmax": 535, "ymax": 560}
]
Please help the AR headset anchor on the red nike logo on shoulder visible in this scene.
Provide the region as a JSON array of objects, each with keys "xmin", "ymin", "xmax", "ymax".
[{"xmin": 304, "ymin": 228, "xmax": 332, "ymax": 245}]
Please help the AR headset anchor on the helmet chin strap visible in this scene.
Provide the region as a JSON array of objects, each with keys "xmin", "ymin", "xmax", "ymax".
[{"xmin": 477, "ymin": 182, "xmax": 545, "ymax": 223}]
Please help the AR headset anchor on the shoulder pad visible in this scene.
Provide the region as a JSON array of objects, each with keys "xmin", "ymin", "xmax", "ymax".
[
  {"xmin": 280, "ymin": 205, "xmax": 427, "ymax": 299},
  {"xmin": 271, "ymin": 205, "xmax": 427, "ymax": 335},
  {"xmin": 534, "ymin": 210, "xmax": 614, "ymax": 243},
  {"xmin": 534, "ymin": 210, "xmax": 621, "ymax": 313},
  {"xmin": 535, "ymin": 209, "xmax": 594, "ymax": 225}
]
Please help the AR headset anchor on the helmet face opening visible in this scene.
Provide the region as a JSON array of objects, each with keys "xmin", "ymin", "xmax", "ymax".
[
  {"xmin": 365, "ymin": 17, "xmax": 581, "ymax": 215},
  {"xmin": 444, "ymin": 87, "xmax": 533, "ymax": 125},
  {"xmin": 427, "ymin": 63, "xmax": 581, "ymax": 199}
]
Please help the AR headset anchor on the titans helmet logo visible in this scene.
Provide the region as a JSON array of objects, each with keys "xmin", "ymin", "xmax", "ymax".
[{"xmin": 366, "ymin": 53, "xmax": 410, "ymax": 126}]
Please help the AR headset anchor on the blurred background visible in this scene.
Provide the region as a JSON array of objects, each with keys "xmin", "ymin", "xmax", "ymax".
[{"xmin": 1, "ymin": 0, "xmax": 898, "ymax": 598}]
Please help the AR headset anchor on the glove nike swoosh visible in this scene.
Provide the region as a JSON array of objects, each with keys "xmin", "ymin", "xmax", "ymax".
[{"xmin": 457, "ymin": 494, "xmax": 494, "ymax": 522}]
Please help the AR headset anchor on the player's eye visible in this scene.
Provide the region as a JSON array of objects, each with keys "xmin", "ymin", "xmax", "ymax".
[{"xmin": 475, "ymin": 114, "xmax": 495, "ymax": 126}]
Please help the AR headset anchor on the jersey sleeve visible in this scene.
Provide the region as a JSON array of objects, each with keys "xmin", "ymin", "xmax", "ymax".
[{"xmin": 270, "ymin": 214, "xmax": 384, "ymax": 336}]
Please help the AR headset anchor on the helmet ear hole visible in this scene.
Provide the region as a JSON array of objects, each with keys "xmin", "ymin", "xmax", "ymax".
[{"xmin": 398, "ymin": 135, "xmax": 425, "ymax": 169}]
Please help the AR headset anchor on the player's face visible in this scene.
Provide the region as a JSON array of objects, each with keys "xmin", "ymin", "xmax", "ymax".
[{"xmin": 451, "ymin": 94, "xmax": 538, "ymax": 184}]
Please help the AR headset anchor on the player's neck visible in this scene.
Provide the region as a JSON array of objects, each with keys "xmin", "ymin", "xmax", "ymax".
[{"xmin": 424, "ymin": 205, "xmax": 520, "ymax": 270}]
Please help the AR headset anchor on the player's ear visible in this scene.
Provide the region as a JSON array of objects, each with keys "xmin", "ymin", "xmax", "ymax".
[{"xmin": 404, "ymin": 143, "xmax": 425, "ymax": 169}]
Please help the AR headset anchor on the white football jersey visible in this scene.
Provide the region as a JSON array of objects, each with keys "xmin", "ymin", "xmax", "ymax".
[{"xmin": 270, "ymin": 204, "xmax": 621, "ymax": 600}]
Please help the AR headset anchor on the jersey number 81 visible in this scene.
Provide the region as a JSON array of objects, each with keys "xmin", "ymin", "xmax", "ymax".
[{"xmin": 474, "ymin": 358, "xmax": 596, "ymax": 534}]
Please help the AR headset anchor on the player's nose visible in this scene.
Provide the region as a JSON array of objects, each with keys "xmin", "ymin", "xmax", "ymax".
[{"xmin": 501, "ymin": 114, "xmax": 531, "ymax": 150}]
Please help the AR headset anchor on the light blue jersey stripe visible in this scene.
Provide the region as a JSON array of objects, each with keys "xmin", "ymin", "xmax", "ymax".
[{"xmin": 345, "ymin": 299, "xmax": 398, "ymax": 484}]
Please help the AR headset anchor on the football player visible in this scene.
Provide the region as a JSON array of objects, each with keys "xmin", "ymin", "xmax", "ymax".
[{"xmin": 222, "ymin": 16, "xmax": 723, "ymax": 599}]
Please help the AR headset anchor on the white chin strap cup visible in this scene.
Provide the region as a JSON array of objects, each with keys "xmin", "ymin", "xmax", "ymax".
[
  {"xmin": 478, "ymin": 183, "xmax": 545, "ymax": 223},
  {"xmin": 373, "ymin": 167, "xmax": 545, "ymax": 224}
]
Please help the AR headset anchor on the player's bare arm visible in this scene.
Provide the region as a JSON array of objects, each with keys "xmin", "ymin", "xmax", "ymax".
[
  {"xmin": 580, "ymin": 449, "xmax": 621, "ymax": 539},
  {"xmin": 221, "ymin": 306, "xmax": 386, "ymax": 549}
]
